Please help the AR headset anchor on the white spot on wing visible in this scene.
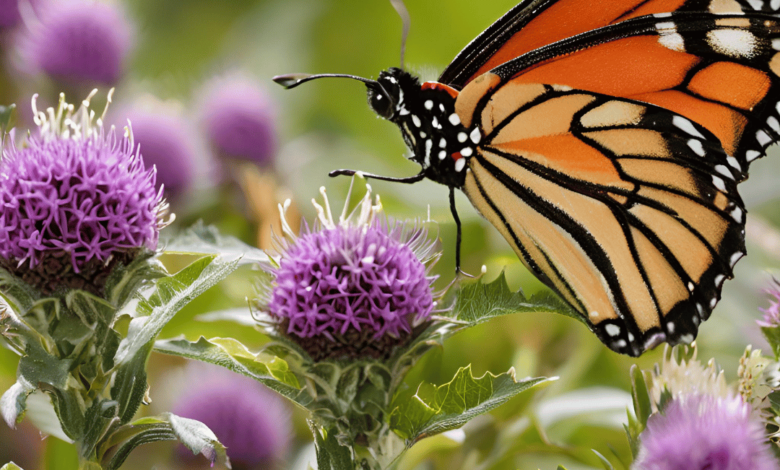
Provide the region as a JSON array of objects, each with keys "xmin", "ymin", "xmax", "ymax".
[
  {"xmin": 424, "ymin": 100, "xmax": 433, "ymax": 110},
  {"xmin": 457, "ymin": 132, "xmax": 467, "ymax": 143},
  {"xmin": 730, "ymin": 251, "xmax": 744, "ymax": 267},
  {"xmin": 667, "ymin": 322, "xmax": 675, "ymax": 334},
  {"xmin": 706, "ymin": 29, "xmax": 758, "ymax": 58},
  {"xmin": 688, "ymin": 139, "xmax": 706, "ymax": 156},
  {"xmin": 605, "ymin": 324, "xmax": 621, "ymax": 337},
  {"xmin": 688, "ymin": 282, "xmax": 694, "ymax": 292},
  {"xmin": 680, "ymin": 334, "xmax": 694, "ymax": 343},
  {"xmin": 715, "ymin": 164, "xmax": 734, "ymax": 180},
  {"xmin": 746, "ymin": 150, "xmax": 761, "ymax": 162},
  {"xmin": 460, "ymin": 147, "xmax": 473, "ymax": 157},
  {"xmin": 726, "ymin": 156, "xmax": 741, "ymax": 171},
  {"xmin": 773, "ymin": 38, "xmax": 780, "ymax": 51},
  {"xmin": 712, "ymin": 175, "xmax": 726, "ymax": 192},
  {"xmin": 439, "ymin": 138, "xmax": 447, "ymax": 148},
  {"xmin": 659, "ymin": 32, "xmax": 686, "ymax": 52},
  {"xmin": 673, "ymin": 116, "xmax": 705, "ymax": 139},
  {"xmin": 715, "ymin": 274, "xmax": 726, "ymax": 286},
  {"xmin": 656, "ymin": 21, "xmax": 676, "ymax": 30},
  {"xmin": 757, "ymin": 130, "xmax": 772, "ymax": 147},
  {"xmin": 470, "ymin": 128, "xmax": 481, "ymax": 144},
  {"xmin": 438, "ymin": 150, "xmax": 447, "ymax": 160},
  {"xmin": 748, "ymin": 0, "xmax": 764, "ymax": 11},
  {"xmin": 454, "ymin": 158, "xmax": 466, "ymax": 172},
  {"xmin": 589, "ymin": 311, "xmax": 599, "ymax": 319},
  {"xmin": 731, "ymin": 206, "xmax": 743, "ymax": 223},
  {"xmin": 449, "ymin": 114, "xmax": 461, "ymax": 125},
  {"xmin": 412, "ymin": 115, "xmax": 421, "ymax": 127},
  {"xmin": 654, "ymin": 12, "xmax": 672, "ymax": 18},
  {"xmin": 768, "ymin": 116, "xmax": 780, "ymax": 134}
]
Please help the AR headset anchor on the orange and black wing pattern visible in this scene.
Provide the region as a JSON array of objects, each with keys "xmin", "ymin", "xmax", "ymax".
[
  {"xmin": 440, "ymin": 0, "xmax": 780, "ymax": 87},
  {"xmin": 460, "ymin": 85, "xmax": 745, "ymax": 356},
  {"xmin": 451, "ymin": 12, "xmax": 780, "ymax": 355}
]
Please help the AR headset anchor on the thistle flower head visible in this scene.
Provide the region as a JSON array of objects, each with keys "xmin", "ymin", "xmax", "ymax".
[
  {"xmin": 122, "ymin": 105, "xmax": 196, "ymax": 200},
  {"xmin": 199, "ymin": 74, "xmax": 277, "ymax": 167},
  {"xmin": 0, "ymin": 91, "xmax": 168, "ymax": 294},
  {"xmin": 648, "ymin": 345, "xmax": 730, "ymax": 411},
  {"xmin": 258, "ymin": 179, "xmax": 440, "ymax": 360},
  {"xmin": 17, "ymin": 0, "xmax": 132, "ymax": 84},
  {"xmin": 633, "ymin": 394, "xmax": 777, "ymax": 470},
  {"xmin": 759, "ymin": 279, "xmax": 780, "ymax": 328},
  {"xmin": 173, "ymin": 364, "xmax": 291, "ymax": 469}
]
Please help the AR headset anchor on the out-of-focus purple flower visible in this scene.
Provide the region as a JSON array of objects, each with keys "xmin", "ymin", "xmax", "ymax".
[
  {"xmin": 633, "ymin": 394, "xmax": 777, "ymax": 470},
  {"xmin": 16, "ymin": 0, "xmax": 132, "ymax": 84},
  {"xmin": 759, "ymin": 280, "xmax": 780, "ymax": 328},
  {"xmin": 260, "ymin": 182, "xmax": 440, "ymax": 360},
  {"xmin": 124, "ymin": 108, "xmax": 196, "ymax": 200},
  {"xmin": 0, "ymin": 92, "xmax": 165, "ymax": 294},
  {"xmin": 0, "ymin": 0, "xmax": 22, "ymax": 29},
  {"xmin": 199, "ymin": 74, "xmax": 277, "ymax": 167},
  {"xmin": 173, "ymin": 365, "xmax": 291, "ymax": 470}
]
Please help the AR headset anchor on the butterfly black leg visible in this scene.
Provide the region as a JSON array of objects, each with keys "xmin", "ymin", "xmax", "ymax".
[
  {"xmin": 449, "ymin": 186, "xmax": 464, "ymax": 275},
  {"xmin": 329, "ymin": 169, "xmax": 426, "ymax": 184}
]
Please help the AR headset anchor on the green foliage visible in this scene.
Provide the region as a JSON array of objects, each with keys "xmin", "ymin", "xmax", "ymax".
[
  {"xmin": 0, "ymin": 463, "xmax": 23, "ymax": 470},
  {"xmin": 389, "ymin": 365, "xmax": 551, "ymax": 444},
  {"xmin": 154, "ymin": 336, "xmax": 307, "ymax": 406},
  {"xmin": 0, "ymin": 104, "xmax": 15, "ymax": 136},
  {"xmin": 625, "ymin": 365, "xmax": 652, "ymax": 459},
  {"xmin": 0, "ymin": 224, "xmax": 259, "ymax": 468},
  {"xmin": 311, "ymin": 422, "xmax": 354, "ymax": 470},
  {"xmin": 761, "ymin": 325, "xmax": 780, "ymax": 360}
]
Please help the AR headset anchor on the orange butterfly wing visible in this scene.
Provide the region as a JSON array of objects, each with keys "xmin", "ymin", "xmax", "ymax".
[{"xmin": 440, "ymin": 0, "xmax": 777, "ymax": 87}]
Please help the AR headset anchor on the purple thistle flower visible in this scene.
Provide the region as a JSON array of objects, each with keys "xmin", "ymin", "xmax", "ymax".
[
  {"xmin": 199, "ymin": 74, "xmax": 277, "ymax": 167},
  {"xmin": 0, "ymin": 92, "xmax": 165, "ymax": 294},
  {"xmin": 0, "ymin": 0, "xmax": 22, "ymax": 29},
  {"xmin": 261, "ymin": 182, "xmax": 440, "ymax": 360},
  {"xmin": 16, "ymin": 0, "xmax": 132, "ymax": 84},
  {"xmin": 634, "ymin": 394, "xmax": 778, "ymax": 470},
  {"xmin": 759, "ymin": 279, "xmax": 780, "ymax": 328},
  {"xmin": 124, "ymin": 108, "xmax": 196, "ymax": 200},
  {"xmin": 173, "ymin": 365, "xmax": 291, "ymax": 470}
]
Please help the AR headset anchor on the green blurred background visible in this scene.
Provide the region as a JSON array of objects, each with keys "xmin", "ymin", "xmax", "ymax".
[{"xmin": 2, "ymin": 0, "xmax": 780, "ymax": 469}]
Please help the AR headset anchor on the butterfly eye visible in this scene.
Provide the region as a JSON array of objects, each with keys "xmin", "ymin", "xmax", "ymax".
[{"xmin": 368, "ymin": 88, "xmax": 395, "ymax": 119}]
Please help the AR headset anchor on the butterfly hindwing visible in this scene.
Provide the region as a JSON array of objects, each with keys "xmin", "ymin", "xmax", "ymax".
[
  {"xmin": 440, "ymin": 0, "xmax": 780, "ymax": 87},
  {"xmin": 459, "ymin": 85, "xmax": 745, "ymax": 355}
]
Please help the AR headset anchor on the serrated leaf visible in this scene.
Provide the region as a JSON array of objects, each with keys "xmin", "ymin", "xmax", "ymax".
[
  {"xmin": 37, "ymin": 382, "xmax": 85, "ymax": 441},
  {"xmin": 114, "ymin": 254, "xmax": 240, "ymax": 366},
  {"xmin": 110, "ymin": 343, "xmax": 151, "ymax": 425},
  {"xmin": 311, "ymin": 422, "xmax": 353, "ymax": 470},
  {"xmin": 0, "ymin": 268, "xmax": 37, "ymax": 315},
  {"xmin": 162, "ymin": 221, "xmax": 268, "ymax": 264},
  {"xmin": 389, "ymin": 365, "xmax": 552, "ymax": 444},
  {"xmin": 0, "ymin": 379, "xmax": 35, "ymax": 427},
  {"xmin": 0, "ymin": 462, "xmax": 23, "ymax": 470},
  {"xmin": 761, "ymin": 326, "xmax": 780, "ymax": 360},
  {"xmin": 451, "ymin": 272, "xmax": 578, "ymax": 326},
  {"xmin": 103, "ymin": 413, "xmax": 229, "ymax": 470},
  {"xmin": 103, "ymin": 251, "xmax": 166, "ymax": 310},
  {"xmin": 166, "ymin": 413, "xmax": 229, "ymax": 467},
  {"xmin": 80, "ymin": 400, "xmax": 120, "ymax": 461},
  {"xmin": 154, "ymin": 336, "xmax": 309, "ymax": 408}
]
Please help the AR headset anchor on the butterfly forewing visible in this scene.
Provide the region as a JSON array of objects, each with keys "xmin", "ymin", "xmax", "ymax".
[
  {"xmin": 460, "ymin": 86, "xmax": 745, "ymax": 355},
  {"xmin": 440, "ymin": 0, "xmax": 779, "ymax": 87}
]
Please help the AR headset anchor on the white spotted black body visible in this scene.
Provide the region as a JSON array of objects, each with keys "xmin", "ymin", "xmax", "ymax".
[{"xmin": 368, "ymin": 68, "xmax": 479, "ymax": 189}]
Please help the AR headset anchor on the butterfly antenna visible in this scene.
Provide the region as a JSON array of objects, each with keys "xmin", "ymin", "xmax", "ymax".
[
  {"xmin": 272, "ymin": 73, "xmax": 378, "ymax": 89},
  {"xmin": 389, "ymin": 0, "xmax": 411, "ymax": 69}
]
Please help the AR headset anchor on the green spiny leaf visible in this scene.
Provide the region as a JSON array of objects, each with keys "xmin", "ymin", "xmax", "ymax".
[
  {"xmin": 450, "ymin": 272, "xmax": 578, "ymax": 326},
  {"xmin": 388, "ymin": 365, "xmax": 552, "ymax": 444},
  {"xmin": 154, "ymin": 336, "xmax": 309, "ymax": 408},
  {"xmin": 113, "ymin": 254, "xmax": 240, "ymax": 366},
  {"xmin": 79, "ymin": 400, "xmax": 120, "ymax": 461},
  {"xmin": 311, "ymin": 421, "xmax": 353, "ymax": 470},
  {"xmin": 630, "ymin": 365, "xmax": 652, "ymax": 428},
  {"xmin": 103, "ymin": 251, "xmax": 166, "ymax": 310},
  {"xmin": 0, "ymin": 104, "xmax": 16, "ymax": 136},
  {"xmin": 110, "ymin": 343, "xmax": 151, "ymax": 425},
  {"xmin": 166, "ymin": 413, "xmax": 229, "ymax": 468},
  {"xmin": 162, "ymin": 221, "xmax": 268, "ymax": 264}
]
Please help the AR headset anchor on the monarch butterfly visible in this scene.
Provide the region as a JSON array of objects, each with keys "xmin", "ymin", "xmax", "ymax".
[{"xmin": 275, "ymin": 0, "xmax": 780, "ymax": 356}]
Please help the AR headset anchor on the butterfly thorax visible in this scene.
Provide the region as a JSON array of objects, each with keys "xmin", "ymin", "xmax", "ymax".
[{"xmin": 368, "ymin": 68, "xmax": 481, "ymax": 189}]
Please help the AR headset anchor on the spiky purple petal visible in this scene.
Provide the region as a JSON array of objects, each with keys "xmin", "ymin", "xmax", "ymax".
[{"xmin": 634, "ymin": 394, "xmax": 777, "ymax": 470}]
